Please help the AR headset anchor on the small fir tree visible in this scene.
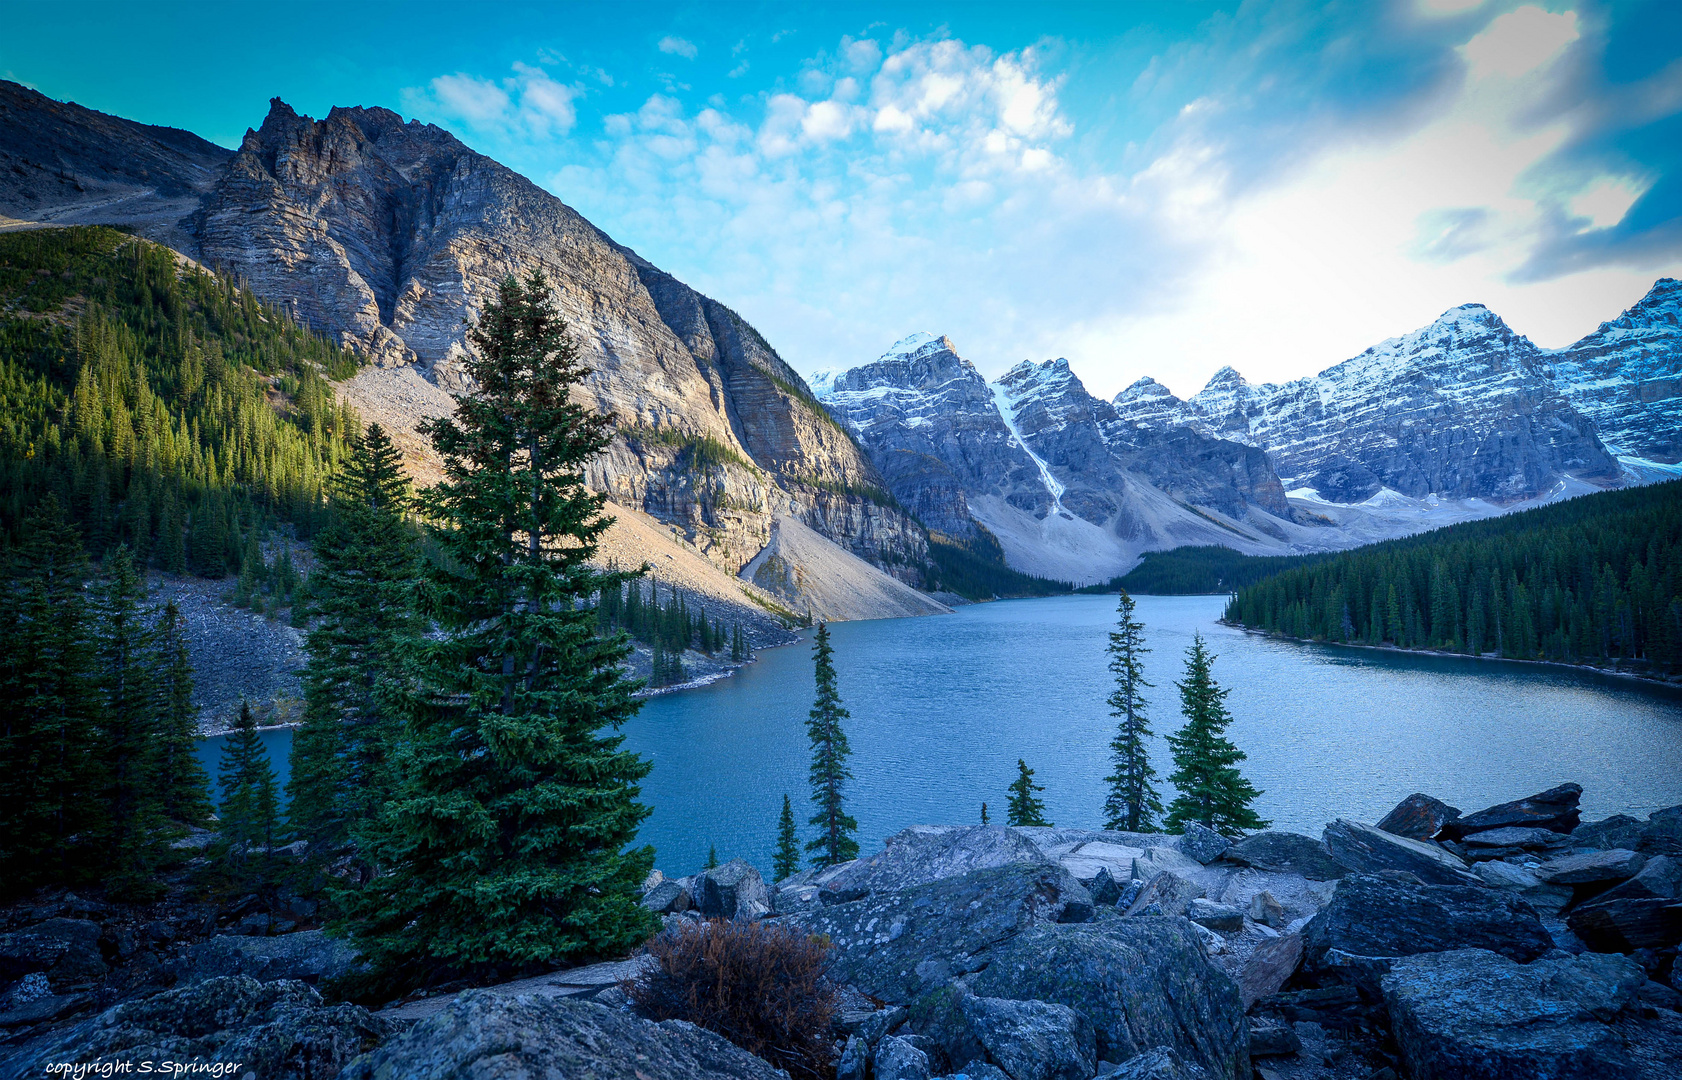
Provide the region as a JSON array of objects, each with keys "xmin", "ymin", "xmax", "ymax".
[
  {"xmin": 1164, "ymin": 635, "xmax": 1269, "ymax": 837},
  {"xmin": 705, "ymin": 845, "xmax": 720, "ymax": 870},
  {"xmin": 155, "ymin": 600, "xmax": 212, "ymax": 826},
  {"xmin": 1006, "ymin": 759, "xmax": 1050, "ymax": 827},
  {"xmin": 773, "ymin": 794, "xmax": 801, "ymax": 881},
  {"xmin": 980, "ymin": 802, "xmax": 989, "ymax": 825},
  {"xmin": 1102, "ymin": 591, "xmax": 1163, "ymax": 832},
  {"xmin": 217, "ymin": 702, "xmax": 280, "ymax": 889},
  {"xmin": 804, "ymin": 624, "xmax": 858, "ymax": 868},
  {"xmin": 337, "ymin": 273, "xmax": 656, "ymax": 980}
]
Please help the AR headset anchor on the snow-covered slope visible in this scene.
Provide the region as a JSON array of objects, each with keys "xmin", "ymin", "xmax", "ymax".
[{"xmin": 1544, "ymin": 277, "xmax": 1682, "ymax": 465}]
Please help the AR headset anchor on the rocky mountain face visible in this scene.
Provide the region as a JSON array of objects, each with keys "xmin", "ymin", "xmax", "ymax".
[
  {"xmin": 821, "ymin": 336, "xmax": 1311, "ymax": 582},
  {"xmin": 1111, "ymin": 305, "xmax": 1620, "ymax": 504},
  {"xmin": 1544, "ymin": 278, "xmax": 1682, "ymax": 463},
  {"xmin": 0, "ymin": 84, "xmax": 927, "ymax": 591}
]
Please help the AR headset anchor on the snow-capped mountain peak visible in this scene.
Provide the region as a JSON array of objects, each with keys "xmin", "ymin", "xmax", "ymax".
[{"xmin": 877, "ymin": 331, "xmax": 954, "ymax": 364}]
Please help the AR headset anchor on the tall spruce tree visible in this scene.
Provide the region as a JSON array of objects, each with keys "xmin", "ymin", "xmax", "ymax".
[
  {"xmin": 155, "ymin": 600, "xmax": 212, "ymax": 826},
  {"xmin": 288, "ymin": 423, "xmax": 421, "ymax": 853},
  {"xmin": 338, "ymin": 272, "xmax": 655, "ymax": 979},
  {"xmin": 1006, "ymin": 759, "xmax": 1050, "ymax": 827},
  {"xmin": 804, "ymin": 623, "xmax": 859, "ymax": 868},
  {"xmin": 1102, "ymin": 591, "xmax": 1162, "ymax": 832},
  {"xmin": 1164, "ymin": 635, "xmax": 1268, "ymax": 837},
  {"xmin": 217, "ymin": 701, "xmax": 280, "ymax": 890},
  {"xmin": 773, "ymin": 794, "xmax": 801, "ymax": 881}
]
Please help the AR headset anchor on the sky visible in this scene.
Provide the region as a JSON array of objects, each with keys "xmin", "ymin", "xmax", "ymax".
[{"xmin": 5, "ymin": 0, "xmax": 1681, "ymax": 399}]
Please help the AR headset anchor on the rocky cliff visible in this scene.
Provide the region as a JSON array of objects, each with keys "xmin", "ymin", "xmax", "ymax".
[
  {"xmin": 1545, "ymin": 278, "xmax": 1682, "ymax": 464},
  {"xmin": 0, "ymin": 83, "xmax": 930, "ymax": 602}
]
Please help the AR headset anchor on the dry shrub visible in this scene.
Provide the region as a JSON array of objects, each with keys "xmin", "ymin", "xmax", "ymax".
[{"xmin": 625, "ymin": 919, "xmax": 839, "ymax": 1078}]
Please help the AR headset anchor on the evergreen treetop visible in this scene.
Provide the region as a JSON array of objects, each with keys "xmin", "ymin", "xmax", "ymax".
[
  {"xmin": 1102, "ymin": 591, "xmax": 1162, "ymax": 833},
  {"xmin": 804, "ymin": 623, "xmax": 859, "ymax": 868},
  {"xmin": 217, "ymin": 701, "xmax": 280, "ymax": 888},
  {"xmin": 1164, "ymin": 634, "xmax": 1268, "ymax": 837},
  {"xmin": 773, "ymin": 794, "xmax": 801, "ymax": 882},
  {"xmin": 1006, "ymin": 759, "xmax": 1050, "ymax": 827}
]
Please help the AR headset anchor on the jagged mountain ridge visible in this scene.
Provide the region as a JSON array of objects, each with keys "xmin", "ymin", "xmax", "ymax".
[
  {"xmin": 0, "ymin": 82, "xmax": 929, "ymax": 607},
  {"xmin": 1542, "ymin": 278, "xmax": 1682, "ymax": 463}
]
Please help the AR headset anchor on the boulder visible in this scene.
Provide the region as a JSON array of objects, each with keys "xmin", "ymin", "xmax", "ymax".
[
  {"xmin": 1536, "ymin": 849, "xmax": 1646, "ymax": 886},
  {"xmin": 961, "ymin": 995, "xmax": 1097, "ymax": 1080},
  {"xmin": 1461, "ymin": 826, "xmax": 1573, "ymax": 852},
  {"xmin": 1472, "ymin": 861, "xmax": 1572, "ymax": 919},
  {"xmin": 0, "ymin": 918, "xmax": 105, "ymax": 983},
  {"xmin": 1236, "ymin": 933, "xmax": 1303, "ymax": 1010},
  {"xmin": 1131, "ymin": 847, "xmax": 1206, "ymax": 880},
  {"xmin": 641, "ymin": 879, "xmax": 691, "ymax": 913},
  {"xmin": 1573, "ymin": 814, "xmax": 1646, "ymax": 851},
  {"xmin": 1322, "ymin": 819, "xmax": 1478, "ymax": 886},
  {"xmin": 836, "ymin": 1004, "xmax": 908, "ymax": 1044},
  {"xmin": 1381, "ymin": 948, "xmax": 1645, "ymax": 1080},
  {"xmin": 876, "ymin": 1033, "xmax": 933, "ymax": 1080},
  {"xmin": 1246, "ymin": 1017, "xmax": 1300, "ymax": 1057},
  {"xmin": 1439, "ymin": 782, "xmax": 1583, "ymax": 841},
  {"xmin": 1178, "ymin": 824, "xmax": 1229, "ymax": 865},
  {"xmin": 1186, "ymin": 899, "xmax": 1244, "ymax": 933},
  {"xmin": 2, "ymin": 976, "xmax": 390, "ymax": 1080},
  {"xmin": 1636, "ymin": 806, "xmax": 1682, "ymax": 857},
  {"xmin": 773, "ymin": 883, "xmax": 822, "ymax": 914},
  {"xmin": 815, "ymin": 826, "xmax": 1051, "ymax": 901},
  {"xmin": 1087, "ymin": 866, "xmax": 1123, "ymax": 907},
  {"xmin": 340, "ymin": 990, "xmax": 784, "ymax": 1080},
  {"xmin": 1302, "ymin": 874, "xmax": 1552, "ymax": 974},
  {"xmin": 966, "ymin": 919, "xmax": 1249, "ymax": 1080},
  {"xmin": 1567, "ymin": 898, "xmax": 1682, "ymax": 952},
  {"xmin": 694, "ymin": 859, "xmax": 770, "ymax": 920},
  {"xmin": 1059, "ymin": 841, "xmax": 1149, "ymax": 885},
  {"xmin": 947, "ymin": 1066, "xmax": 1012, "ymax": 1080},
  {"xmin": 780, "ymin": 863, "xmax": 1093, "ymax": 1003},
  {"xmin": 837, "ymin": 1035, "xmax": 869, "ymax": 1080},
  {"xmin": 1223, "ymin": 832, "xmax": 1347, "ymax": 880},
  {"xmin": 1587, "ymin": 854, "xmax": 1681, "ymax": 904},
  {"xmin": 1375, "ymin": 793, "xmax": 1462, "ymax": 841},
  {"xmin": 1100, "ymin": 1046, "xmax": 1213, "ymax": 1079},
  {"xmin": 176, "ymin": 930, "xmax": 362, "ymax": 986},
  {"xmin": 1246, "ymin": 891, "xmax": 1286, "ymax": 929},
  {"xmin": 1124, "ymin": 873, "xmax": 1205, "ymax": 918}
]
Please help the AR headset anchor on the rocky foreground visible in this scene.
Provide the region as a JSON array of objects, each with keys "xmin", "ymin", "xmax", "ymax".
[{"xmin": 2, "ymin": 783, "xmax": 1679, "ymax": 1079}]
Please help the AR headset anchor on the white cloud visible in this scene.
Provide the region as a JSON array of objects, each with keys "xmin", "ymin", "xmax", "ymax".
[
  {"xmin": 1463, "ymin": 6, "xmax": 1578, "ymax": 80},
  {"xmin": 403, "ymin": 64, "xmax": 578, "ymax": 140},
  {"xmin": 658, "ymin": 35, "xmax": 698, "ymax": 59}
]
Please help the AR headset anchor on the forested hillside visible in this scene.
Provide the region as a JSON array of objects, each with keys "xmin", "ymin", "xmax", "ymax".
[
  {"xmin": 0, "ymin": 226, "xmax": 360, "ymax": 573},
  {"xmin": 1225, "ymin": 481, "xmax": 1682, "ymax": 670},
  {"xmin": 1093, "ymin": 545, "xmax": 1332, "ymax": 595}
]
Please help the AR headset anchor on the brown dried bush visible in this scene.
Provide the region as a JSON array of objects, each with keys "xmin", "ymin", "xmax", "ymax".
[{"xmin": 624, "ymin": 919, "xmax": 839, "ymax": 1078}]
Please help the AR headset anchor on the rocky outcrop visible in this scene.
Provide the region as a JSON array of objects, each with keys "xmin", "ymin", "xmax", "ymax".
[
  {"xmin": 1439, "ymin": 782, "xmax": 1585, "ymax": 841},
  {"xmin": 1321, "ymin": 819, "xmax": 1480, "ymax": 886},
  {"xmin": 1302, "ymin": 874, "xmax": 1553, "ymax": 974},
  {"xmin": 1546, "ymin": 278, "xmax": 1682, "ymax": 462}
]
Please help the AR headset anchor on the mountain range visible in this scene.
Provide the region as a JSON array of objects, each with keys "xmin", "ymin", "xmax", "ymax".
[{"xmin": 4, "ymin": 79, "xmax": 1680, "ymax": 596}]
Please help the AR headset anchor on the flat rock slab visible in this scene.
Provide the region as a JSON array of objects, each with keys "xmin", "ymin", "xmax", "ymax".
[
  {"xmin": 815, "ymin": 825, "xmax": 1050, "ymax": 902},
  {"xmin": 1440, "ymin": 782, "xmax": 1583, "ymax": 841},
  {"xmin": 1224, "ymin": 832, "xmax": 1348, "ymax": 881},
  {"xmin": 780, "ymin": 863, "xmax": 1091, "ymax": 1003},
  {"xmin": 1537, "ymin": 848, "xmax": 1646, "ymax": 885},
  {"xmin": 1463, "ymin": 826, "xmax": 1571, "ymax": 849},
  {"xmin": 1100, "ymin": 1046, "xmax": 1215, "ymax": 1079},
  {"xmin": 1567, "ymin": 897, "xmax": 1682, "ymax": 952},
  {"xmin": 177, "ymin": 930, "xmax": 363, "ymax": 987},
  {"xmin": 1375, "ymin": 793, "xmax": 1462, "ymax": 841},
  {"xmin": 378, "ymin": 958, "xmax": 655, "ymax": 1022},
  {"xmin": 1303, "ymin": 874, "xmax": 1552, "ymax": 972},
  {"xmin": 965, "ymin": 918, "xmax": 1249, "ymax": 1080},
  {"xmin": 1126, "ymin": 872, "xmax": 1206, "ymax": 917},
  {"xmin": 1237, "ymin": 933, "xmax": 1303, "ymax": 1010},
  {"xmin": 1322, "ymin": 819, "xmax": 1478, "ymax": 886},
  {"xmin": 1381, "ymin": 948, "xmax": 1645, "ymax": 1080},
  {"xmin": 343, "ymin": 991, "xmax": 786, "ymax": 1080},
  {"xmin": 0, "ymin": 918, "xmax": 106, "ymax": 982}
]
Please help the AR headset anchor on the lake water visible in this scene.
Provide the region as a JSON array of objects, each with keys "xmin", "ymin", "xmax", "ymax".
[{"xmin": 200, "ymin": 594, "xmax": 1682, "ymax": 879}]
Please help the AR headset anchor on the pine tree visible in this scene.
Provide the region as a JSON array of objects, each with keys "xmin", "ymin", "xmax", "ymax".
[
  {"xmin": 338, "ymin": 273, "xmax": 656, "ymax": 979},
  {"xmin": 154, "ymin": 600, "xmax": 212, "ymax": 826},
  {"xmin": 1164, "ymin": 634, "xmax": 1268, "ymax": 837},
  {"xmin": 804, "ymin": 623, "xmax": 859, "ymax": 868},
  {"xmin": 216, "ymin": 701, "xmax": 280, "ymax": 890},
  {"xmin": 705, "ymin": 845, "xmax": 720, "ymax": 870},
  {"xmin": 1007, "ymin": 759, "xmax": 1050, "ymax": 827},
  {"xmin": 773, "ymin": 794, "xmax": 801, "ymax": 881},
  {"xmin": 288, "ymin": 423, "xmax": 420, "ymax": 853},
  {"xmin": 1102, "ymin": 591, "xmax": 1162, "ymax": 832},
  {"xmin": 980, "ymin": 802, "xmax": 989, "ymax": 824}
]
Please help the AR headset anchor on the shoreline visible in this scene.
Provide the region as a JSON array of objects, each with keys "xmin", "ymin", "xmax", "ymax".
[{"xmin": 1224, "ymin": 620, "xmax": 1682, "ymax": 690}]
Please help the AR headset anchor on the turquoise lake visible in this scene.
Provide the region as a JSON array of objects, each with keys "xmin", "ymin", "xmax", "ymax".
[{"xmin": 200, "ymin": 593, "xmax": 1682, "ymax": 879}]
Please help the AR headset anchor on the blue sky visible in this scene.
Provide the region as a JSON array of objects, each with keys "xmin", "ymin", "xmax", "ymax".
[{"xmin": 5, "ymin": 0, "xmax": 1680, "ymax": 397}]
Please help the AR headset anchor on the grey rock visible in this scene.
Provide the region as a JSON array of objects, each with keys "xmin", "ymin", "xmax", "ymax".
[
  {"xmin": 1537, "ymin": 848, "xmax": 1647, "ymax": 885},
  {"xmin": 961, "ymin": 995, "xmax": 1097, "ymax": 1080},
  {"xmin": 1303, "ymin": 874, "xmax": 1552, "ymax": 974},
  {"xmin": 781, "ymin": 863, "xmax": 1093, "ymax": 1003},
  {"xmin": 176, "ymin": 930, "xmax": 363, "ymax": 986},
  {"xmin": 1546, "ymin": 279, "xmax": 1682, "ymax": 462},
  {"xmin": 0, "ymin": 990, "xmax": 91, "ymax": 1028},
  {"xmin": 1131, "ymin": 847, "xmax": 1206, "ymax": 880},
  {"xmin": 1567, "ymin": 898, "xmax": 1682, "ymax": 952},
  {"xmin": 1246, "ymin": 1017, "xmax": 1300, "ymax": 1057},
  {"xmin": 1574, "ymin": 815, "xmax": 1647, "ymax": 851},
  {"xmin": 1115, "ymin": 880, "xmax": 1145, "ymax": 912},
  {"xmin": 695, "ymin": 859, "xmax": 770, "ymax": 921},
  {"xmin": 966, "ymin": 919, "xmax": 1249, "ymax": 1080},
  {"xmin": 3, "ymin": 976, "xmax": 389, "ymax": 1080},
  {"xmin": 1381, "ymin": 948, "xmax": 1645, "ymax": 1080},
  {"xmin": 1462, "ymin": 826, "xmax": 1573, "ymax": 850},
  {"xmin": 1375, "ymin": 792, "xmax": 1463, "ymax": 841},
  {"xmin": 816, "ymin": 825, "xmax": 1051, "ymax": 901},
  {"xmin": 1322, "ymin": 819, "xmax": 1478, "ymax": 886},
  {"xmin": 642, "ymin": 879, "xmax": 692, "ymax": 914},
  {"xmin": 1178, "ymin": 824, "xmax": 1229, "ymax": 865},
  {"xmin": 1440, "ymin": 782, "xmax": 1584, "ymax": 841},
  {"xmin": 1236, "ymin": 933, "xmax": 1303, "ymax": 1010},
  {"xmin": 1247, "ymin": 891, "xmax": 1286, "ymax": 929},
  {"xmin": 1589, "ymin": 855, "xmax": 1682, "ymax": 904},
  {"xmin": 0, "ymin": 918, "xmax": 105, "ymax": 983},
  {"xmin": 1224, "ymin": 832, "xmax": 1348, "ymax": 880},
  {"xmin": 945, "ymin": 1066, "xmax": 1012, "ymax": 1080},
  {"xmin": 1125, "ymin": 873, "xmax": 1205, "ymax": 918},
  {"xmin": 1100, "ymin": 1046, "xmax": 1213, "ymax": 1080},
  {"xmin": 837, "ymin": 1034, "xmax": 869, "ymax": 1080},
  {"xmin": 1186, "ymin": 899, "xmax": 1244, "ymax": 933},
  {"xmin": 1473, "ymin": 861, "xmax": 1573, "ymax": 919},
  {"xmin": 1088, "ymin": 866, "xmax": 1124, "ymax": 907},
  {"xmin": 836, "ymin": 1004, "xmax": 907, "ymax": 1044},
  {"xmin": 877, "ymin": 1033, "xmax": 934, "ymax": 1080},
  {"xmin": 1636, "ymin": 805, "xmax": 1682, "ymax": 857},
  {"xmin": 1, "ymin": 971, "xmax": 52, "ymax": 1007}
]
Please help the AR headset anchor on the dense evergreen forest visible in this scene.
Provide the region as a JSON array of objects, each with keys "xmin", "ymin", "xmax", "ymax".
[
  {"xmin": 0, "ymin": 226, "xmax": 361, "ymax": 572},
  {"xmin": 595, "ymin": 577, "xmax": 752, "ymax": 686},
  {"xmin": 927, "ymin": 527, "xmax": 1073, "ymax": 600},
  {"xmin": 1225, "ymin": 480, "xmax": 1682, "ymax": 670},
  {"xmin": 1087, "ymin": 545, "xmax": 1332, "ymax": 595}
]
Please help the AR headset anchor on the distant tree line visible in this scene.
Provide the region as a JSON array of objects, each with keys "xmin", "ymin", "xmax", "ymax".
[
  {"xmin": 595, "ymin": 577, "xmax": 751, "ymax": 687},
  {"xmin": 1225, "ymin": 480, "xmax": 1682, "ymax": 668},
  {"xmin": 1077, "ymin": 545, "xmax": 1331, "ymax": 596},
  {"xmin": 926, "ymin": 527, "xmax": 1072, "ymax": 601}
]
